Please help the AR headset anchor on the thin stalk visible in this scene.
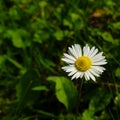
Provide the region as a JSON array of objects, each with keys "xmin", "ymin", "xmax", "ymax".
[{"xmin": 75, "ymin": 78, "xmax": 84, "ymax": 115}]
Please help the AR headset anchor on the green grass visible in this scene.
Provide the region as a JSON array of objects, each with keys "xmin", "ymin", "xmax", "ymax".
[{"xmin": 0, "ymin": 0, "xmax": 120, "ymax": 120}]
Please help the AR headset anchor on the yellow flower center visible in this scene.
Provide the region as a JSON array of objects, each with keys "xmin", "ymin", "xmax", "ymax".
[{"xmin": 75, "ymin": 56, "xmax": 92, "ymax": 72}]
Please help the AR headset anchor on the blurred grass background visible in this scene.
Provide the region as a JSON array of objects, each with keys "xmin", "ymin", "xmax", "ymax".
[{"xmin": 0, "ymin": 0, "xmax": 120, "ymax": 120}]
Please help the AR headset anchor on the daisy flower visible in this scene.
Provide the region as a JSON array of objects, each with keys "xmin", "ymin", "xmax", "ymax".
[{"xmin": 61, "ymin": 44, "xmax": 107, "ymax": 81}]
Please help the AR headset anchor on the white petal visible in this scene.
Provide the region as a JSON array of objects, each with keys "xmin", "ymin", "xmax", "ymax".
[
  {"xmin": 88, "ymin": 46, "xmax": 95, "ymax": 57},
  {"xmin": 84, "ymin": 74, "xmax": 88, "ymax": 80},
  {"xmin": 75, "ymin": 72, "xmax": 81, "ymax": 79},
  {"xmin": 91, "ymin": 66, "xmax": 105, "ymax": 73},
  {"xmin": 71, "ymin": 72, "xmax": 80, "ymax": 80},
  {"xmin": 62, "ymin": 65, "xmax": 75, "ymax": 71},
  {"xmin": 83, "ymin": 44, "xmax": 90, "ymax": 56},
  {"xmin": 93, "ymin": 59, "xmax": 107, "ymax": 64},
  {"xmin": 61, "ymin": 66, "xmax": 68, "ymax": 71},
  {"xmin": 68, "ymin": 46, "xmax": 78, "ymax": 58},
  {"xmin": 84, "ymin": 71, "xmax": 90, "ymax": 80},
  {"xmin": 74, "ymin": 44, "xmax": 82, "ymax": 57},
  {"xmin": 86, "ymin": 71, "xmax": 96, "ymax": 81},
  {"xmin": 61, "ymin": 58, "xmax": 75, "ymax": 64},
  {"xmin": 80, "ymin": 72, "xmax": 84, "ymax": 78},
  {"xmin": 63, "ymin": 53, "xmax": 76, "ymax": 61},
  {"xmin": 92, "ymin": 56, "xmax": 106, "ymax": 62},
  {"xmin": 72, "ymin": 45, "xmax": 79, "ymax": 58},
  {"xmin": 62, "ymin": 66, "xmax": 68, "ymax": 71},
  {"xmin": 66, "ymin": 67, "xmax": 76, "ymax": 72},
  {"xmin": 89, "ymin": 68, "xmax": 100, "ymax": 77},
  {"xmin": 68, "ymin": 69, "xmax": 78, "ymax": 76},
  {"xmin": 91, "ymin": 52, "xmax": 103, "ymax": 59},
  {"xmin": 89, "ymin": 48, "xmax": 98, "ymax": 58},
  {"xmin": 91, "ymin": 68, "xmax": 101, "ymax": 75},
  {"xmin": 92, "ymin": 61, "xmax": 107, "ymax": 65}
]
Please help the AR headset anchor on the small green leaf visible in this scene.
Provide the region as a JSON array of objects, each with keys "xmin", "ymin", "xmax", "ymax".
[
  {"xmin": 6, "ymin": 30, "xmax": 24, "ymax": 48},
  {"xmin": 32, "ymin": 86, "xmax": 48, "ymax": 91},
  {"xmin": 81, "ymin": 109, "xmax": 99, "ymax": 120},
  {"xmin": 47, "ymin": 76, "xmax": 78, "ymax": 111},
  {"xmin": 6, "ymin": 56, "xmax": 23, "ymax": 69},
  {"xmin": 0, "ymin": 55, "xmax": 6, "ymax": 65},
  {"xmin": 39, "ymin": 1, "xmax": 47, "ymax": 8},
  {"xmin": 71, "ymin": 13, "xmax": 80, "ymax": 22},
  {"xmin": 102, "ymin": 32, "xmax": 113, "ymax": 42},
  {"xmin": 35, "ymin": 110, "xmax": 57, "ymax": 118},
  {"xmin": 54, "ymin": 30, "xmax": 64, "ymax": 41},
  {"xmin": 101, "ymin": 32, "xmax": 119, "ymax": 45},
  {"xmin": 114, "ymin": 94, "xmax": 120, "ymax": 107},
  {"xmin": 115, "ymin": 68, "xmax": 120, "ymax": 78},
  {"xmin": 58, "ymin": 113, "xmax": 78, "ymax": 120},
  {"xmin": 109, "ymin": 22, "xmax": 120, "ymax": 30},
  {"xmin": 82, "ymin": 110, "xmax": 94, "ymax": 120},
  {"xmin": 63, "ymin": 19, "xmax": 73, "ymax": 29},
  {"xmin": 33, "ymin": 30, "xmax": 50, "ymax": 43}
]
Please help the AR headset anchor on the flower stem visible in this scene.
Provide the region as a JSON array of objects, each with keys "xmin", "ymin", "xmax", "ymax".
[{"xmin": 75, "ymin": 78, "xmax": 84, "ymax": 115}]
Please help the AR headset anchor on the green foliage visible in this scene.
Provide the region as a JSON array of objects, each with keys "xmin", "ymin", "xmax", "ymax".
[
  {"xmin": 0, "ymin": 0, "xmax": 120, "ymax": 120},
  {"xmin": 47, "ymin": 76, "xmax": 78, "ymax": 111},
  {"xmin": 115, "ymin": 68, "xmax": 120, "ymax": 78},
  {"xmin": 32, "ymin": 86, "xmax": 48, "ymax": 91}
]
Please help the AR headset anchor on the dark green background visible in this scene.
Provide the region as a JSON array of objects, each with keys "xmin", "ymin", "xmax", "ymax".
[{"xmin": 0, "ymin": 0, "xmax": 120, "ymax": 119}]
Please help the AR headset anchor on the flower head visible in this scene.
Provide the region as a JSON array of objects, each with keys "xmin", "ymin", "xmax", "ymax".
[{"xmin": 61, "ymin": 44, "xmax": 107, "ymax": 81}]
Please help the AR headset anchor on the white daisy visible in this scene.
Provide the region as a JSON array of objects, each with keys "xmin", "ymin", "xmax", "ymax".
[{"xmin": 61, "ymin": 44, "xmax": 107, "ymax": 81}]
